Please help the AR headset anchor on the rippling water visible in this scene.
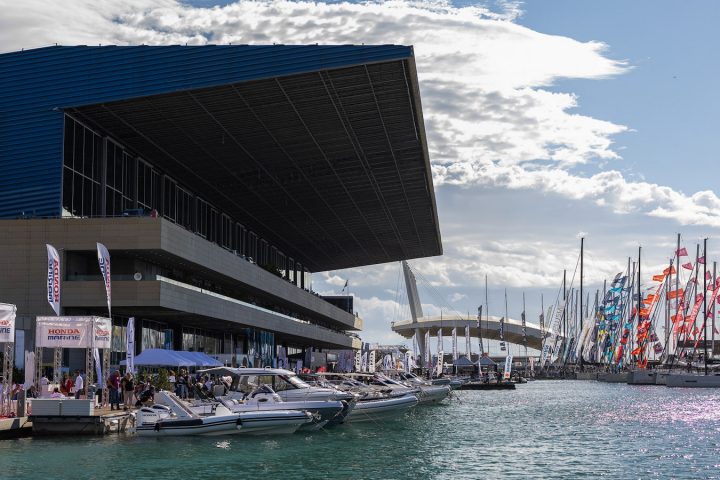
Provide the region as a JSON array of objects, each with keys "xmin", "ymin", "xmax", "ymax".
[{"xmin": 2, "ymin": 381, "xmax": 720, "ymax": 479}]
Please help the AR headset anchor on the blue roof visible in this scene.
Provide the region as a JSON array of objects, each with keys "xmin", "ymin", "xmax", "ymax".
[
  {"xmin": 120, "ymin": 348, "xmax": 223, "ymax": 367},
  {"xmin": 0, "ymin": 45, "xmax": 414, "ymax": 218}
]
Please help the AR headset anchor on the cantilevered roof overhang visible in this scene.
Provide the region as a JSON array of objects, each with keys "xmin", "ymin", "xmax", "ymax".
[{"xmin": 66, "ymin": 52, "xmax": 442, "ymax": 272}]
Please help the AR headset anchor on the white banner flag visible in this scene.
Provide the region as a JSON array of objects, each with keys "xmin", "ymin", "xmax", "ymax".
[
  {"xmin": 451, "ymin": 327, "xmax": 458, "ymax": 361},
  {"xmin": 93, "ymin": 347, "xmax": 102, "ymax": 391},
  {"xmin": 368, "ymin": 351, "xmax": 376, "ymax": 373},
  {"xmin": 46, "ymin": 244, "xmax": 61, "ymax": 316},
  {"xmin": 24, "ymin": 351, "xmax": 35, "ymax": 389},
  {"xmin": 465, "ymin": 324, "xmax": 471, "ymax": 357},
  {"xmin": 354, "ymin": 349, "xmax": 362, "ymax": 372},
  {"xmin": 361, "ymin": 352, "xmax": 368, "ymax": 372},
  {"xmin": 504, "ymin": 354, "xmax": 514, "ymax": 380},
  {"xmin": 96, "ymin": 243, "xmax": 112, "ymax": 317},
  {"xmin": 126, "ymin": 317, "xmax": 135, "ymax": 374},
  {"xmin": 404, "ymin": 351, "xmax": 411, "ymax": 373},
  {"xmin": 424, "ymin": 330, "xmax": 431, "ymax": 369},
  {"xmin": 436, "ymin": 350, "xmax": 444, "ymax": 376},
  {"xmin": 0, "ymin": 303, "xmax": 16, "ymax": 343}
]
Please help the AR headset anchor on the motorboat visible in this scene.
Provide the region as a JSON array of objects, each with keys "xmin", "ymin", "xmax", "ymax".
[
  {"xmin": 198, "ymin": 367, "xmax": 357, "ymax": 425},
  {"xmin": 397, "ymin": 372, "xmax": 451, "ymax": 404},
  {"xmin": 133, "ymin": 391, "xmax": 312, "ymax": 436},
  {"xmin": 303, "ymin": 374, "xmax": 419, "ymax": 423},
  {"xmin": 188, "ymin": 384, "xmax": 346, "ymax": 431}
]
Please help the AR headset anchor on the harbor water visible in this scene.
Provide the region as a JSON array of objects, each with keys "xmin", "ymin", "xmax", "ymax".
[{"xmin": 2, "ymin": 380, "xmax": 720, "ymax": 479}]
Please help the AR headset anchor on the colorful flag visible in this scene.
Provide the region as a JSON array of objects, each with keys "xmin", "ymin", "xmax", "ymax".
[
  {"xmin": 698, "ymin": 256, "xmax": 706, "ymax": 264},
  {"xmin": 682, "ymin": 262, "xmax": 693, "ymax": 270},
  {"xmin": 663, "ymin": 266, "xmax": 677, "ymax": 275},
  {"xmin": 46, "ymin": 244, "xmax": 61, "ymax": 316},
  {"xmin": 668, "ymin": 289, "xmax": 684, "ymax": 300},
  {"xmin": 677, "ymin": 247, "xmax": 688, "ymax": 256}
]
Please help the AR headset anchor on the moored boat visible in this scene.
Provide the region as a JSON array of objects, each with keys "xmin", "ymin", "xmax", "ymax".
[{"xmin": 133, "ymin": 391, "xmax": 312, "ymax": 437}]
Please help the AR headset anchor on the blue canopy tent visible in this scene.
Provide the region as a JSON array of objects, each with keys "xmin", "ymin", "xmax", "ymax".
[{"xmin": 120, "ymin": 349, "xmax": 223, "ymax": 367}]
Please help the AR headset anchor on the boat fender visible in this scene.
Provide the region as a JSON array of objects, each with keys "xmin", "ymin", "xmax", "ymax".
[
  {"xmin": 154, "ymin": 422, "xmax": 161, "ymax": 431},
  {"xmin": 236, "ymin": 417, "xmax": 243, "ymax": 427}
]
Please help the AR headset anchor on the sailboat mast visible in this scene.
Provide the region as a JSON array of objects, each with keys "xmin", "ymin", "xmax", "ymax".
[
  {"xmin": 703, "ymin": 238, "xmax": 708, "ymax": 376},
  {"xmin": 485, "ymin": 274, "xmax": 490, "ymax": 353},
  {"xmin": 637, "ymin": 246, "xmax": 642, "ymax": 367},
  {"xmin": 713, "ymin": 261, "xmax": 717, "ymax": 362}
]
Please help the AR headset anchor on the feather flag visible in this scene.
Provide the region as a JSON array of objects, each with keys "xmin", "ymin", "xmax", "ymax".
[
  {"xmin": 677, "ymin": 247, "xmax": 688, "ymax": 256},
  {"xmin": 652, "ymin": 274, "xmax": 665, "ymax": 282},
  {"xmin": 682, "ymin": 262, "xmax": 693, "ymax": 270}
]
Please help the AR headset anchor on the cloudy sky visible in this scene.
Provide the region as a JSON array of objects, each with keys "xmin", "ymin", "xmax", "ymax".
[{"xmin": 3, "ymin": 0, "xmax": 719, "ymax": 353}]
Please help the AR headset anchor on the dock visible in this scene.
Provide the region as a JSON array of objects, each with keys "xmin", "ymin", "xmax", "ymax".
[{"xmin": 28, "ymin": 399, "xmax": 133, "ymax": 436}]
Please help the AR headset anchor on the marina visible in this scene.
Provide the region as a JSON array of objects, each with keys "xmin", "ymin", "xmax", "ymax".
[{"xmin": 2, "ymin": 381, "xmax": 720, "ymax": 479}]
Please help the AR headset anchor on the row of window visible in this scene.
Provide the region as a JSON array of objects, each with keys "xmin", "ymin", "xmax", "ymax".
[{"xmin": 62, "ymin": 115, "xmax": 311, "ymax": 289}]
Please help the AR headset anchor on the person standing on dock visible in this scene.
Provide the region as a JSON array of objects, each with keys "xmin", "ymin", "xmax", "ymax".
[
  {"xmin": 107, "ymin": 370, "xmax": 121, "ymax": 410},
  {"xmin": 121, "ymin": 373, "xmax": 135, "ymax": 411},
  {"xmin": 73, "ymin": 370, "xmax": 84, "ymax": 400}
]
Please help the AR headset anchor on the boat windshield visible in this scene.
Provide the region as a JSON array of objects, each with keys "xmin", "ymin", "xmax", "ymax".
[{"xmin": 284, "ymin": 375, "xmax": 311, "ymax": 389}]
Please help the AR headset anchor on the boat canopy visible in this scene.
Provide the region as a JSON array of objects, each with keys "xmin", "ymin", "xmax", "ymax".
[{"xmin": 120, "ymin": 349, "xmax": 223, "ymax": 367}]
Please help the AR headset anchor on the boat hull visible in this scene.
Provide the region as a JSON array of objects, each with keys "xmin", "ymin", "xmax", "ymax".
[
  {"xmin": 417, "ymin": 385, "xmax": 451, "ymax": 404},
  {"xmin": 665, "ymin": 374, "xmax": 720, "ymax": 388},
  {"xmin": 597, "ymin": 372, "xmax": 630, "ymax": 383},
  {"xmin": 627, "ymin": 371, "xmax": 657, "ymax": 385},
  {"xmin": 345, "ymin": 395, "xmax": 418, "ymax": 423},
  {"xmin": 135, "ymin": 410, "xmax": 310, "ymax": 437},
  {"xmin": 459, "ymin": 382, "xmax": 515, "ymax": 390}
]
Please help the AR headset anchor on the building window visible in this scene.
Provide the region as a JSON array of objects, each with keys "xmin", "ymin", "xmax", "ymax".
[{"xmin": 62, "ymin": 116, "xmax": 103, "ymax": 217}]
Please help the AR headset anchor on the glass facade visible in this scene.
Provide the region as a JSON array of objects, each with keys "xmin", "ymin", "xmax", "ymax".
[{"xmin": 62, "ymin": 115, "xmax": 311, "ymax": 287}]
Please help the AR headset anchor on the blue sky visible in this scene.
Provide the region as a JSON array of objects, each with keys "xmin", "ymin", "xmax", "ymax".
[
  {"xmin": 2, "ymin": 0, "xmax": 719, "ymax": 354},
  {"xmin": 522, "ymin": 0, "xmax": 720, "ymax": 193}
]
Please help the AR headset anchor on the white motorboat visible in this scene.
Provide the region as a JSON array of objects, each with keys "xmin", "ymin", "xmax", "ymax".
[
  {"xmin": 396, "ymin": 372, "xmax": 451, "ymax": 404},
  {"xmin": 302, "ymin": 374, "xmax": 419, "ymax": 423},
  {"xmin": 133, "ymin": 391, "xmax": 312, "ymax": 436},
  {"xmin": 189, "ymin": 384, "xmax": 346, "ymax": 431},
  {"xmin": 347, "ymin": 393, "xmax": 418, "ymax": 423}
]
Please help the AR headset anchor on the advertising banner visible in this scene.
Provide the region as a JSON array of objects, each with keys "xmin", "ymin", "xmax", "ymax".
[
  {"xmin": 36, "ymin": 316, "xmax": 111, "ymax": 348},
  {"xmin": 96, "ymin": 243, "xmax": 112, "ymax": 317},
  {"xmin": 369, "ymin": 350, "xmax": 376, "ymax": 373},
  {"xmin": 436, "ymin": 350, "xmax": 444, "ymax": 376},
  {"xmin": 451, "ymin": 327, "xmax": 458, "ymax": 361},
  {"xmin": 46, "ymin": 244, "xmax": 61, "ymax": 316},
  {"xmin": 0, "ymin": 303, "xmax": 16, "ymax": 343},
  {"xmin": 503, "ymin": 354, "xmax": 514, "ymax": 380},
  {"xmin": 125, "ymin": 317, "xmax": 135, "ymax": 374}
]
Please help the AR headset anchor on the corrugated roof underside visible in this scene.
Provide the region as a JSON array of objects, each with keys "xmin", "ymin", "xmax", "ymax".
[{"xmin": 0, "ymin": 45, "xmax": 413, "ymax": 219}]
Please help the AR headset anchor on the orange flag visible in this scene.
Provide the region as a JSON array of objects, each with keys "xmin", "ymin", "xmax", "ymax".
[
  {"xmin": 668, "ymin": 289, "xmax": 684, "ymax": 300},
  {"xmin": 663, "ymin": 266, "xmax": 677, "ymax": 275},
  {"xmin": 653, "ymin": 274, "xmax": 665, "ymax": 282}
]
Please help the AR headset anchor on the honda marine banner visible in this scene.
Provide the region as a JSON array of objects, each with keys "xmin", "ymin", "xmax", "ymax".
[{"xmin": 36, "ymin": 316, "xmax": 111, "ymax": 348}]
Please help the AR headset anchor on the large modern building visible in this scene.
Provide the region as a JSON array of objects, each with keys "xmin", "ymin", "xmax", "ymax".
[{"xmin": 0, "ymin": 45, "xmax": 442, "ymax": 368}]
